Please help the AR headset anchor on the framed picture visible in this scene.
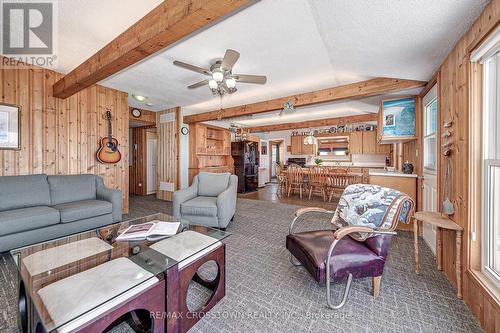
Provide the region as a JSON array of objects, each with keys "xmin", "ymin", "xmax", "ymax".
[
  {"xmin": 384, "ymin": 114, "xmax": 395, "ymax": 127},
  {"xmin": 261, "ymin": 141, "xmax": 268, "ymax": 155},
  {"xmin": 379, "ymin": 96, "xmax": 416, "ymax": 141},
  {"xmin": 0, "ymin": 104, "xmax": 21, "ymax": 150}
]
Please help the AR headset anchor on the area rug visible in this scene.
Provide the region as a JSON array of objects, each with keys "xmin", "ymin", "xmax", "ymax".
[{"xmin": 0, "ymin": 198, "xmax": 482, "ymax": 332}]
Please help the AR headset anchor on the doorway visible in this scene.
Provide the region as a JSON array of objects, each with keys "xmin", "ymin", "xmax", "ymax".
[
  {"xmin": 130, "ymin": 125, "xmax": 157, "ymax": 196},
  {"xmin": 422, "ymin": 84, "xmax": 439, "ymax": 253},
  {"xmin": 146, "ymin": 132, "xmax": 158, "ymax": 195},
  {"xmin": 268, "ymin": 140, "xmax": 284, "ymax": 181}
]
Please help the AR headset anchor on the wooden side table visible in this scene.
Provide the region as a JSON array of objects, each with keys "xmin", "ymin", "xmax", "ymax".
[{"xmin": 412, "ymin": 211, "xmax": 464, "ymax": 299}]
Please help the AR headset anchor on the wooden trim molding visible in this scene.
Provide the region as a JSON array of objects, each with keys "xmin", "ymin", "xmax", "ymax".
[
  {"xmin": 184, "ymin": 78, "xmax": 426, "ymax": 124},
  {"xmin": 248, "ymin": 113, "xmax": 377, "ymax": 133},
  {"xmin": 53, "ymin": 0, "xmax": 253, "ymax": 99}
]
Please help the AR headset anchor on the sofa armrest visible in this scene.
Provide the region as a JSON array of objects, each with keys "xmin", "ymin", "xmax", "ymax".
[
  {"xmin": 173, "ymin": 179, "xmax": 198, "ymax": 219},
  {"xmin": 216, "ymin": 175, "xmax": 238, "ymax": 226},
  {"xmin": 95, "ymin": 177, "xmax": 122, "ymax": 222}
]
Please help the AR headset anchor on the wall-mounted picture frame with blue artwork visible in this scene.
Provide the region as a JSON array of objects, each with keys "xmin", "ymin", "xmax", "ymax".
[
  {"xmin": 0, "ymin": 103, "xmax": 21, "ymax": 150},
  {"xmin": 378, "ymin": 96, "xmax": 417, "ymax": 142}
]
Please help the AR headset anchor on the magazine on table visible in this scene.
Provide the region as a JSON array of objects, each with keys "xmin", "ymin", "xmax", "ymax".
[{"xmin": 116, "ymin": 220, "xmax": 180, "ymax": 241}]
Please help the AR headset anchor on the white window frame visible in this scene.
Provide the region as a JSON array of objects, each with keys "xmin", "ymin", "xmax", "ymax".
[
  {"xmin": 481, "ymin": 50, "xmax": 500, "ymax": 287},
  {"xmin": 423, "ymin": 96, "xmax": 438, "ymax": 174},
  {"xmin": 483, "ymin": 160, "xmax": 500, "ymax": 284}
]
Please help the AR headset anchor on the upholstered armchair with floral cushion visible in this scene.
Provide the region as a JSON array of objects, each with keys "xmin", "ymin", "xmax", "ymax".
[{"xmin": 286, "ymin": 184, "xmax": 415, "ymax": 309}]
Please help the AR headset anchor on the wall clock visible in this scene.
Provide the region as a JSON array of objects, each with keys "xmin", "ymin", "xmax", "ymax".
[
  {"xmin": 131, "ymin": 108, "xmax": 141, "ymax": 118},
  {"xmin": 181, "ymin": 126, "xmax": 189, "ymax": 135}
]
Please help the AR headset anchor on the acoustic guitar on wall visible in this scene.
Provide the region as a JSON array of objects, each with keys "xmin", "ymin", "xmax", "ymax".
[{"xmin": 96, "ymin": 111, "xmax": 122, "ymax": 164}]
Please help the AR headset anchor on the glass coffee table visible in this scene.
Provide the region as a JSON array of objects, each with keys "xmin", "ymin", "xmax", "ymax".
[{"xmin": 10, "ymin": 213, "xmax": 230, "ymax": 333}]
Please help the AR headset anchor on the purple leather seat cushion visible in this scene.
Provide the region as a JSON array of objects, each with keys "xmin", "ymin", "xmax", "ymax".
[{"xmin": 286, "ymin": 230, "xmax": 386, "ymax": 284}]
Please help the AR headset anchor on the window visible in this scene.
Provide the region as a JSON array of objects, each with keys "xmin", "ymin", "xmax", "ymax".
[
  {"xmin": 423, "ymin": 97, "xmax": 437, "ymax": 172},
  {"xmin": 482, "ymin": 50, "xmax": 500, "ymax": 285}
]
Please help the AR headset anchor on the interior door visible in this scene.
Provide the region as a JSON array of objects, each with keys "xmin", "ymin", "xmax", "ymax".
[
  {"xmin": 147, "ymin": 138, "xmax": 157, "ymax": 195},
  {"xmin": 422, "ymin": 84, "xmax": 438, "ymax": 253}
]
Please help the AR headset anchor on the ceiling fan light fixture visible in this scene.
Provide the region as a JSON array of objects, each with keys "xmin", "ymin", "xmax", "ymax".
[
  {"xmin": 212, "ymin": 70, "xmax": 224, "ymax": 82},
  {"xmin": 208, "ymin": 79, "xmax": 218, "ymax": 89},
  {"xmin": 226, "ymin": 78, "xmax": 236, "ymax": 88}
]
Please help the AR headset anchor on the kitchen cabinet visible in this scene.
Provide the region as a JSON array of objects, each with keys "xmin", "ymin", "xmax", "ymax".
[
  {"xmin": 362, "ymin": 131, "xmax": 377, "ymax": 154},
  {"xmin": 291, "ymin": 135, "xmax": 303, "ymax": 155},
  {"xmin": 376, "ymin": 142, "xmax": 392, "ymax": 156},
  {"xmin": 349, "ymin": 132, "xmax": 363, "ymax": 154},
  {"xmin": 290, "ymin": 135, "xmax": 316, "ymax": 155}
]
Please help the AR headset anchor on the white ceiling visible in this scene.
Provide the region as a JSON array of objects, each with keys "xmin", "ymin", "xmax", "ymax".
[
  {"xmin": 35, "ymin": 0, "xmax": 489, "ymax": 121},
  {"xmin": 232, "ymin": 87, "xmax": 423, "ymax": 128}
]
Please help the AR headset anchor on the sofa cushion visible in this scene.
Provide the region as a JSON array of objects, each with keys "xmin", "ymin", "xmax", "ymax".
[
  {"xmin": 181, "ymin": 196, "xmax": 218, "ymax": 217},
  {"xmin": 0, "ymin": 206, "xmax": 60, "ymax": 236},
  {"xmin": 48, "ymin": 175, "xmax": 96, "ymax": 205},
  {"xmin": 0, "ymin": 174, "xmax": 51, "ymax": 211},
  {"xmin": 197, "ymin": 172, "xmax": 230, "ymax": 197},
  {"xmin": 52, "ymin": 200, "xmax": 112, "ymax": 223}
]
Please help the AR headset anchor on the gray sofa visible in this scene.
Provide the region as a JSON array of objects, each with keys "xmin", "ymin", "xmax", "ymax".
[
  {"xmin": 0, "ymin": 174, "xmax": 122, "ymax": 252},
  {"xmin": 173, "ymin": 172, "xmax": 237, "ymax": 229}
]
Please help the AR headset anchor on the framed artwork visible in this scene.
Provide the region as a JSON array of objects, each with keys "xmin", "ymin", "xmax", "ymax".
[
  {"xmin": 379, "ymin": 96, "xmax": 416, "ymax": 141},
  {"xmin": 0, "ymin": 104, "xmax": 21, "ymax": 150},
  {"xmin": 261, "ymin": 141, "xmax": 268, "ymax": 155}
]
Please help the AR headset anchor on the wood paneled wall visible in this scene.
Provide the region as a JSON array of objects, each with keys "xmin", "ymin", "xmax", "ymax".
[
  {"xmin": 436, "ymin": 0, "xmax": 499, "ymax": 331},
  {"xmin": 0, "ymin": 60, "xmax": 129, "ymax": 213},
  {"xmin": 156, "ymin": 107, "xmax": 180, "ymax": 201},
  {"xmin": 129, "ymin": 107, "xmax": 156, "ymax": 124}
]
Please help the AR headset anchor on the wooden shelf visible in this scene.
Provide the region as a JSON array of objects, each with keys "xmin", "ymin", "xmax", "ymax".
[{"xmin": 189, "ymin": 123, "xmax": 234, "ymax": 185}]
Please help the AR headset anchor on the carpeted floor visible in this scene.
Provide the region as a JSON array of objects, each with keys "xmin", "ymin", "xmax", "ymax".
[{"xmin": 0, "ymin": 196, "xmax": 482, "ymax": 333}]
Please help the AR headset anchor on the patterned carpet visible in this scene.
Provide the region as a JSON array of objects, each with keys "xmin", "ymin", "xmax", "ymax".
[{"xmin": 0, "ymin": 196, "xmax": 482, "ymax": 332}]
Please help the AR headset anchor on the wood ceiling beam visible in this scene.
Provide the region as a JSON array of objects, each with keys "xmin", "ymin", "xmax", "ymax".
[
  {"xmin": 183, "ymin": 77, "xmax": 426, "ymax": 124},
  {"xmin": 53, "ymin": 0, "xmax": 253, "ymax": 99},
  {"xmin": 247, "ymin": 113, "xmax": 377, "ymax": 133}
]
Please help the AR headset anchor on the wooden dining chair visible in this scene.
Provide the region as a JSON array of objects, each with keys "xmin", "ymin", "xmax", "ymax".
[
  {"xmin": 327, "ymin": 173, "xmax": 363, "ymax": 202},
  {"xmin": 275, "ymin": 162, "xmax": 287, "ymax": 196},
  {"xmin": 308, "ymin": 166, "xmax": 328, "ymax": 201},
  {"xmin": 286, "ymin": 164, "xmax": 305, "ymax": 199}
]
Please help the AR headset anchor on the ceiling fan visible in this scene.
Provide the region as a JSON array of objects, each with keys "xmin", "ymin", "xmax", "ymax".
[{"xmin": 173, "ymin": 49, "xmax": 267, "ymax": 96}]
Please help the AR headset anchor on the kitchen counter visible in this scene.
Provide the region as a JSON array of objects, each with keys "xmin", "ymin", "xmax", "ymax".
[{"xmin": 368, "ymin": 169, "xmax": 418, "ymax": 178}]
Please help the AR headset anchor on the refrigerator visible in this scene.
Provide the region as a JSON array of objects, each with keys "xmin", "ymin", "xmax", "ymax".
[{"xmin": 231, "ymin": 141, "xmax": 259, "ymax": 193}]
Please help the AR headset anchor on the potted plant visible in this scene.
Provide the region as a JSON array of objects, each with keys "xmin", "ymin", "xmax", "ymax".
[{"xmin": 314, "ymin": 158, "xmax": 323, "ymax": 166}]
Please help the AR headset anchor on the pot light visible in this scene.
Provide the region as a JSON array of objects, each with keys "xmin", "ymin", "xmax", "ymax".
[
  {"xmin": 208, "ymin": 79, "xmax": 218, "ymax": 89},
  {"xmin": 226, "ymin": 78, "xmax": 236, "ymax": 89},
  {"xmin": 146, "ymin": 103, "xmax": 154, "ymax": 107},
  {"xmin": 132, "ymin": 94, "xmax": 147, "ymax": 102},
  {"xmin": 212, "ymin": 70, "xmax": 224, "ymax": 82}
]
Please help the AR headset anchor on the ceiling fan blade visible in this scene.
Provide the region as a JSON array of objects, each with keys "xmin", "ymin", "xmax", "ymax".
[
  {"xmin": 187, "ymin": 79, "xmax": 210, "ymax": 89},
  {"xmin": 233, "ymin": 74, "xmax": 267, "ymax": 84},
  {"xmin": 173, "ymin": 60, "xmax": 211, "ymax": 75},
  {"xmin": 220, "ymin": 49, "xmax": 240, "ymax": 71}
]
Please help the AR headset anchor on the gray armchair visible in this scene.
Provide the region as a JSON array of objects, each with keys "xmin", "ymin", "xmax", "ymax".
[{"xmin": 173, "ymin": 172, "xmax": 238, "ymax": 229}]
